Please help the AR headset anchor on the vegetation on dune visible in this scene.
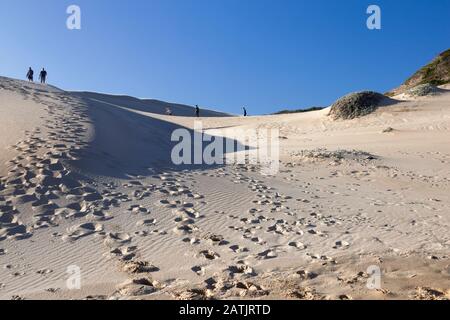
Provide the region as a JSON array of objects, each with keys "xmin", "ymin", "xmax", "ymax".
[
  {"xmin": 387, "ymin": 48, "xmax": 450, "ymax": 96},
  {"xmin": 408, "ymin": 49, "xmax": 450, "ymax": 86},
  {"xmin": 273, "ymin": 106, "xmax": 324, "ymax": 115},
  {"xmin": 407, "ymin": 83, "xmax": 438, "ymax": 97},
  {"xmin": 329, "ymin": 91, "xmax": 387, "ymax": 120}
]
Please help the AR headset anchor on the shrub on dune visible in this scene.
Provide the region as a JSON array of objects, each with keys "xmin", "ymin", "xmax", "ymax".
[
  {"xmin": 407, "ymin": 83, "xmax": 438, "ymax": 97},
  {"xmin": 329, "ymin": 91, "xmax": 387, "ymax": 120}
]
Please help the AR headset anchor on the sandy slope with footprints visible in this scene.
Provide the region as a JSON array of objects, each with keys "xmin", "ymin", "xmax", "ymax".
[{"xmin": 0, "ymin": 77, "xmax": 449, "ymax": 300}]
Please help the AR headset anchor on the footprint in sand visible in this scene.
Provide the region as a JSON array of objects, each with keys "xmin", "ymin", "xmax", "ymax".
[
  {"xmin": 173, "ymin": 224, "xmax": 197, "ymax": 235},
  {"xmin": 106, "ymin": 232, "xmax": 132, "ymax": 244},
  {"xmin": 87, "ymin": 210, "xmax": 113, "ymax": 221},
  {"xmin": 181, "ymin": 202, "xmax": 195, "ymax": 209},
  {"xmin": 136, "ymin": 219, "xmax": 156, "ymax": 227},
  {"xmin": 204, "ymin": 234, "xmax": 229, "ymax": 246},
  {"xmin": 116, "ymin": 277, "xmax": 161, "ymax": 297},
  {"xmin": 288, "ymin": 241, "xmax": 307, "ymax": 250},
  {"xmin": 245, "ymin": 235, "xmax": 266, "ymax": 245},
  {"xmin": 37, "ymin": 269, "xmax": 53, "ymax": 275},
  {"xmin": 0, "ymin": 211, "xmax": 19, "ymax": 225},
  {"xmin": 191, "ymin": 265, "xmax": 206, "ymax": 276},
  {"xmin": 32, "ymin": 217, "xmax": 58, "ymax": 230},
  {"xmin": 182, "ymin": 237, "xmax": 200, "ymax": 245},
  {"xmin": 122, "ymin": 180, "xmax": 143, "ymax": 188},
  {"xmin": 187, "ymin": 193, "xmax": 204, "ymax": 200},
  {"xmin": 82, "ymin": 192, "xmax": 103, "ymax": 202},
  {"xmin": 333, "ymin": 240, "xmax": 350, "ymax": 249},
  {"xmin": 62, "ymin": 223, "xmax": 104, "ymax": 241},
  {"xmin": 54, "ymin": 207, "xmax": 79, "ymax": 219},
  {"xmin": 229, "ymin": 245, "xmax": 249, "ymax": 253},
  {"xmin": 121, "ymin": 260, "xmax": 160, "ymax": 274},
  {"xmin": 414, "ymin": 287, "xmax": 449, "ymax": 300},
  {"xmin": 183, "ymin": 208, "xmax": 202, "ymax": 219},
  {"xmin": 109, "ymin": 246, "xmax": 137, "ymax": 261},
  {"xmin": 257, "ymin": 249, "xmax": 278, "ymax": 260},
  {"xmin": 295, "ymin": 269, "xmax": 319, "ymax": 280},
  {"xmin": 10, "ymin": 193, "xmax": 38, "ymax": 206},
  {"xmin": 0, "ymin": 216, "xmax": 31, "ymax": 241},
  {"xmin": 128, "ymin": 205, "xmax": 150, "ymax": 214},
  {"xmin": 307, "ymin": 253, "xmax": 336, "ymax": 263},
  {"xmin": 159, "ymin": 199, "xmax": 180, "ymax": 208},
  {"xmin": 226, "ymin": 264, "xmax": 256, "ymax": 276},
  {"xmin": 198, "ymin": 250, "xmax": 220, "ymax": 260}
]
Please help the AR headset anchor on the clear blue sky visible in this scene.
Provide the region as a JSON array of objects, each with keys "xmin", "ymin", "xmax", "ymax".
[{"xmin": 1, "ymin": 0, "xmax": 449, "ymax": 114}]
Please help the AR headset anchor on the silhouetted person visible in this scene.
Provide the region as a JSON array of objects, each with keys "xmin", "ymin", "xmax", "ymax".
[
  {"xmin": 195, "ymin": 105, "xmax": 200, "ymax": 118},
  {"xmin": 243, "ymin": 107, "xmax": 248, "ymax": 117},
  {"xmin": 26, "ymin": 67, "xmax": 34, "ymax": 82},
  {"xmin": 39, "ymin": 68, "xmax": 47, "ymax": 84}
]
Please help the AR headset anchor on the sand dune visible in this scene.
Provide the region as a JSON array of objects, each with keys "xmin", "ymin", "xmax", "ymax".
[
  {"xmin": 71, "ymin": 91, "xmax": 231, "ymax": 117},
  {"xmin": 0, "ymin": 76, "xmax": 449, "ymax": 300}
]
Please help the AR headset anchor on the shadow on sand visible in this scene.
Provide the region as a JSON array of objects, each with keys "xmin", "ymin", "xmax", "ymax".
[
  {"xmin": 71, "ymin": 91, "xmax": 230, "ymax": 117},
  {"xmin": 69, "ymin": 95, "xmax": 249, "ymax": 179}
]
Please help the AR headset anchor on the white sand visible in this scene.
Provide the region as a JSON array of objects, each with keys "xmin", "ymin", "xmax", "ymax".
[{"xmin": 0, "ymin": 76, "xmax": 449, "ymax": 300}]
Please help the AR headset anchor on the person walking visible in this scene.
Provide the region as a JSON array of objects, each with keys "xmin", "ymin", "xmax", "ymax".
[
  {"xmin": 243, "ymin": 107, "xmax": 248, "ymax": 117},
  {"xmin": 195, "ymin": 105, "xmax": 200, "ymax": 118},
  {"xmin": 26, "ymin": 67, "xmax": 34, "ymax": 82},
  {"xmin": 39, "ymin": 68, "xmax": 47, "ymax": 84}
]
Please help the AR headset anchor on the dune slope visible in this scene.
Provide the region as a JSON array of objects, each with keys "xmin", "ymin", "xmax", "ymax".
[{"xmin": 0, "ymin": 77, "xmax": 449, "ymax": 300}]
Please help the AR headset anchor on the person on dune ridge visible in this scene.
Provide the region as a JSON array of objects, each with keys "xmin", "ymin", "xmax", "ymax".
[
  {"xmin": 26, "ymin": 67, "xmax": 34, "ymax": 82},
  {"xmin": 39, "ymin": 68, "xmax": 47, "ymax": 84},
  {"xmin": 195, "ymin": 105, "xmax": 200, "ymax": 118}
]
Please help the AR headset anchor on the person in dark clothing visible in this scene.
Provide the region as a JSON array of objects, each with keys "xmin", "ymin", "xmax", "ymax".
[
  {"xmin": 39, "ymin": 68, "xmax": 47, "ymax": 84},
  {"xmin": 243, "ymin": 107, "xmax": 248, "ymax": 117},
  {"xmin": 26, "ymin": 67, "xmax": 34, "ymax": 82},
  {"xmin": 195, "ymin": 105, "xmax": 200, "ymax": 118}
]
